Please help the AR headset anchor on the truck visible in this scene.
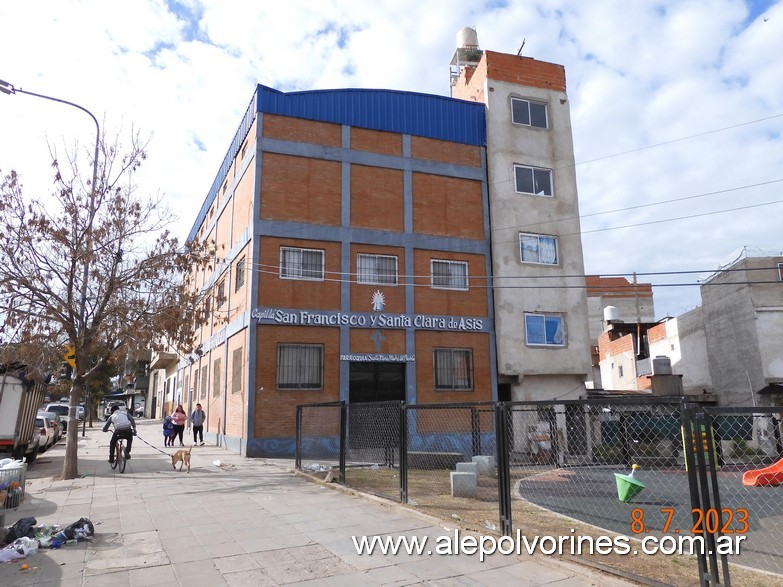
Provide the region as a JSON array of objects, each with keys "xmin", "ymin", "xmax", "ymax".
[{"xmin": 0, "ymin": 366, "xmax": 48, "ymax": 465}]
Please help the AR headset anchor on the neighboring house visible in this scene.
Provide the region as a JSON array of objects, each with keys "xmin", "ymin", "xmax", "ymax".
[
  {"xmin": 699, "ymin": 249, "xmax": 783, "ymax": 407},
  {"xmin": 176, "ymin": 29, "xmax": 592, "ymax": 457},
  {"xmin": 149, "ymin": 348, "xmax": 179, "ymax": 418},
  {"xmin": 451, "ymin": 30, "xmax": 591, "ymax": 403},
  {"xmin": 586, "ymin": 276, "xmax": 655, "ymax": 389},
  {"xmin": 597, "ymin": 249, "xmax": 783, "ymax": 407}
]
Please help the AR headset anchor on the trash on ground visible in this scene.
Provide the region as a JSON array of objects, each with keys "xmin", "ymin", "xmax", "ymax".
[{"xmin": 0, "ymin": 517, "xmax": 95, "ymax": 563}]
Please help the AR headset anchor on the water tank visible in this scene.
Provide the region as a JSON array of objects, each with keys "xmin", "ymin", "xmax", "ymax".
[
  {"xmin": 603, "ymin": 306, "xmax": 619, "ymax": 323},
  {"xmin": 457, "ymin": 27, "xmax": 479, "ymax": 49},
  {"xmin": 652, "ymin": 356, "xmax": 673, "ymax": 375}
]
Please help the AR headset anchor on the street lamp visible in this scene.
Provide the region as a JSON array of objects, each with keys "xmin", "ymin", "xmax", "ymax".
[{"xmin": 0, "ymin": 78, "xmax": 99, "ymax": 437}]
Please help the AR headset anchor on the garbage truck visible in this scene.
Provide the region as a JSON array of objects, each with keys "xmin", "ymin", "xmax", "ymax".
[{"xmin": 0, "ymin": 366, "xmax": 48, "ymax": 464}]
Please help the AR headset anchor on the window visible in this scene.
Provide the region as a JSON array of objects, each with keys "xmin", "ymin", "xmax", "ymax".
[
  {"xmin": 519, "ymin": 233, "xmax": 558, "ymax": 265},
  {"xmin": 511, "ymin": 97, "xmax": 548, "ymax": 128},
  {"xmin": 184, "ymin": 375, "xmax": 189, "ymax": 403},
  {"xmin": 778, "ymin": 263, "xmax": 783, "ymax": 281},
  {"xmin": 514, "ymin": 164, "xmax": 552, "ymax": 196},
  {"xmin": 235, "ymin": 256, "xmax": 246, "ymax": 292},
  {"xmin": 434, "ymin": 348, "xmax": 473, "ymax": 391},
  {"xmin": 216, "ymin": 278, "xmax": 226, "ymax": 307},
  {"xmin": 618, "ymin": 365, "xmax": 624, "ymax": 378},
  {"xmin": 280, "ymin": 247, "xmax": 324, "ymax": 281},
  {"xmin": 525, "ymin": 313, "xmax": 565, "ymax": 347},
  {"xmin": 357, "ymin": 254, "xmax": 398, "ymax": 285},
  {"xmin": 212, "ymin": 358, "xmax": 222, "ymax": 397},
  {"xmin": 231, "ymin": 348, "xmax": 243, "ymax": 393},
  {"xmin": 200, "ymin": 366, "xmax": 208, "ymax": 399},
  {"xmin": 431, "ymin": 260, "xmax": 469, "ymax": 290},
  {"xmin": 277, "ymin": 344, "xmax": 323, "ymax": 390}
]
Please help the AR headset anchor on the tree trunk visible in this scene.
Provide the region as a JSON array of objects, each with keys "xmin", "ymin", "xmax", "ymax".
[{"xmin": 62, "ymin": 377, "xmax": 85, "ymax": 480}]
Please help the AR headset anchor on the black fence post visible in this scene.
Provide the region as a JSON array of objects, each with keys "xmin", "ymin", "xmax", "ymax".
[
  {"xmin": 295, "ymin": 406, "xmax": 302, "ymax": 470},
  {"xmin": 495, "ymin": 402, "xmax": 512, "ymax": 535},
  {"xmin": 399, "ymin": 403, "xmax": 408, "ymax": 504},
  {"xmin": 772, "ymin": 415, "xmax": 783, "ymax": 459},
  {"xmin": 471, "ymin": 407, "xmax": 481, "ymax": 456},
  {"xmin": 339, "ymin": 402, "xmax": 347, "ymax": 484}
]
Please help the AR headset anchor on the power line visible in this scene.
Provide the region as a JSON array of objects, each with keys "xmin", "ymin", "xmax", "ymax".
[
  {"xmin": 569, "ymin": 112, "xmax": 783, "ymax": 169},
  {"xmin": 491, "ymin": 177, "xmax": 783, "ymax": 234}
]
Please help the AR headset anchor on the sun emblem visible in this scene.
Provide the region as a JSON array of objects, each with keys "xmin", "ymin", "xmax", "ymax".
[{"xmin": 371, "ymin": 290, "xmax": 385, "ymax": 312}]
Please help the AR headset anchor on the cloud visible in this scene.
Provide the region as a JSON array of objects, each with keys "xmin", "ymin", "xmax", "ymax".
[{"xmin": 0, "ymin": 0, "xmax": 781, "ymax": 319}]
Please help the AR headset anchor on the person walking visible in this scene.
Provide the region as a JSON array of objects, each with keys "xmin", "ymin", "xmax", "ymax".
[
  {"xmin": 163, "ymin": 415, "xmax": 175, "ymax": 446},
  {"xmin": 171, "ymin": 404, "xmax": 187, "ymax": 446},
  {"xmin": 190, "ymin": 403, "xmax": 206, "ymax": 446}
]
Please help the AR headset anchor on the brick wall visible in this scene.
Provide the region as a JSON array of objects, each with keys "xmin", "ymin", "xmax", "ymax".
[
  {"xmin": 411, "ymin": 136, "xmax": 481, "ymax": 167},
  {"xmin": 262, "ymin": 114, "xmax": 341, "ymax": 147},
  {"xmin": 351, "ymin": 127, "xmax": 402, "ymax": 156},
  {"xmin": 349, "ymin": 243, "xmax": 406, "ymax": 313},
  {"xmin": 350, "ymin": 328, "xmax": 406, "ymax": 354},
  {"xmin": 231, "ymin": 166, "xmax": 255, "ymax": 248},
  {"xmin": 254, "ymin": 325, "xmax": 340, "ymax": 439},
  {"xmin": 647, "ymin": 322, "xmax": 668, "ymax": 343},
  {"xmin": 261, "ymin": 153, "xmax": 341, "ymax": 225},
  {"xmin": 350, "ymin": 165, "xmax": 404, "ymax": 231},
  {"xmin": 412, "ymin": 173, "xmax": 484, "ymax": 238},
  {"xmin": 412, "ymin": 249, "xmax": 489, "ymax": 316},
  {"xmin": 258, "ymin": 237, "xmax": 341, "ymax": 310},
  {"xmin": 224, "ymin": 331, "xmax": 247, "ymax": 438},
  {"xmin": 414, "ymin": 330, "xmax": 492, "ymax": 404},
  {"xmin": 483, "ymin": 50, "xmax": 566, "ymax": 92}
]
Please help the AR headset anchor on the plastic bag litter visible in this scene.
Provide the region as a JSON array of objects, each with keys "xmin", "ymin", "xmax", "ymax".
[
  {"xmin": 0, "ymin": 548, "xmax": 25, "ymax": 563},
  {"xmin": 63, "ymin": 518, "xmax": 94, "ymax": 542},
  {"xmin": 8, "ymin": 537, "xmax": 38, "ymax": 557},
  {"xmin": 213, "ymin": 460, "xmax": 221, "ymax": 466},
  {"xmin": 6, "ymin": 518, "xmax": 37, "ymax": 543}
]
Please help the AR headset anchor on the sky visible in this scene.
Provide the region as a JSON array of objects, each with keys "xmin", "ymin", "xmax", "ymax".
[{"xmin": 1, "ymin": 0, "xmax": 781, "ymax": 320}]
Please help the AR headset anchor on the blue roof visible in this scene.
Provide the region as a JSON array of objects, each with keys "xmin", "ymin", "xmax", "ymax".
[{"xmin": 188, "ymin": 85, "xmax": 486, "ymax": 242}]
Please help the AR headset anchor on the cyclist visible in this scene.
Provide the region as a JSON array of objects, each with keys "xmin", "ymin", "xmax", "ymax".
[{"xmin": 102, "ymin": 404, "xmax": 137, "ymax": 464}]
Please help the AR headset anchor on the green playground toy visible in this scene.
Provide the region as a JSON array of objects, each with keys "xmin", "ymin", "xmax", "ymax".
[{"xmin": 614, "ymin": 464, "xmax": 646, "ymax": 502}]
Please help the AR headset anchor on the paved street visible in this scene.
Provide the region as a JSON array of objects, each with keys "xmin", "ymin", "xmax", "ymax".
[{"xmin": 0, "ymin": 419, "xmax": 633, "ymax": 586}]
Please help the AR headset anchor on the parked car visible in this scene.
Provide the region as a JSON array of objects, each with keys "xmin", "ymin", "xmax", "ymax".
[
  {"xmin": 38, "ymin": 411, "xmax": 62, "ymax": 443},
  {"xmin": 34, "ymin": 416, "xmax": 54, "ymax": 452},
  {"xmin": 103, "ymin": 400, "xmax": 127, "ymax": 419},
  {"xmin": 42, "ymin": 403, "xmax": 71, "ymax": 431}
]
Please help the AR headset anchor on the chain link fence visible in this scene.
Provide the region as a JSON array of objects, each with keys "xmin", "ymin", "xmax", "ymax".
[
  {"xmin": 508, "ymin": 399, "xmax": 689, "ymax": 542},
  {"xmin": 702, "ymin": 407, "xmax": 783, "ymax": 576},
  {"xmin": 297, "ymin": 398, "xmax": 783, "ymax": 583},
  {"xmin": 296, "ymin": 402, "xmax": 342, "ymax": 478},
  {"xmin": 404, "ymin": 403, "xmax": 498, "ymax": 527},
  {"xmin": 343, "ymin": 401, "xmax": 402, "ymax": 501}
]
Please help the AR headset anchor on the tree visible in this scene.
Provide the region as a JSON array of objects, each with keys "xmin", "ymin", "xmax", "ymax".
[{"xmin": 0, "ymin": 130, "xmax": 211, "ymax": 479}]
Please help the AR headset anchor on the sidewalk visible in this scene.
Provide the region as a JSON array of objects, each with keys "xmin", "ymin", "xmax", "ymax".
[{"xmin": 0, "ymin": 419, "xmax": 636, "ymax": 586}]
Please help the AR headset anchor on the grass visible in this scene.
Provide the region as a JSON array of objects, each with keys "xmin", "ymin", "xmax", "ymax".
[{"xmin": 327, "ymin": 466, "xmax": 776, "ymax": 587}]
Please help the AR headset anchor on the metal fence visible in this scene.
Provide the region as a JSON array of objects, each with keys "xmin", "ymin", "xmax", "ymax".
[{"xmin": 296, "ymin": 398, "xmax": 783, "ymax": 586}]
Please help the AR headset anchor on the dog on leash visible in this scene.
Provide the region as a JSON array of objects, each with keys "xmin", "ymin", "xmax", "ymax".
[{"xmin": 171, "ymin": 445, "xmax": 193, "ymax": 473}]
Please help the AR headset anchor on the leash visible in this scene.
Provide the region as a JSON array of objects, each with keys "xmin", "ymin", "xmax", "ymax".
[{"xmin": 134, "ymin": 433, "xmax": 171, "ymax": 456}]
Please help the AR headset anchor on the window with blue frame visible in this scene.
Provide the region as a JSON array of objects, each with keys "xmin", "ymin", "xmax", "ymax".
[{"xmin": 524, "ymin": 313, "xmax": 565, "ymax": 347}]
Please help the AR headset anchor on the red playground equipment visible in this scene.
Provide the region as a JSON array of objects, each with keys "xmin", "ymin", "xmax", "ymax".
[{"xmin": 742, "ymin": 458, "xmax": 783, "ymax": 487}]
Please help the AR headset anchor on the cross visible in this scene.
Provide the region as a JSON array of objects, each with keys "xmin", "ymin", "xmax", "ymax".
[{"xmin": 370, "ymin": 329, "xmax": 387, "ymax": 352}]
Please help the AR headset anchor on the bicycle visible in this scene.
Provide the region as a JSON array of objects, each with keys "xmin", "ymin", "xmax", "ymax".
[{"xmin": 110, "ymin": 437, "xmax": 127, "ymax": 473}]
